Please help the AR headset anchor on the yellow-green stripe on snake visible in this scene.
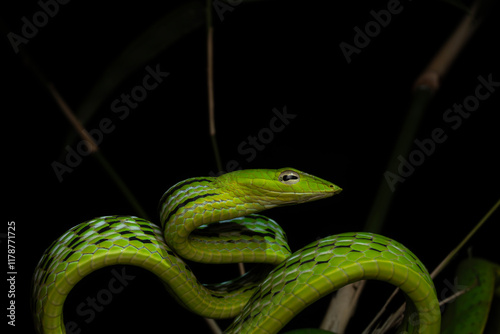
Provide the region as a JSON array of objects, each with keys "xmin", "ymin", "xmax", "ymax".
[{"xmin": 31, "ymin": 168, "xmax": 441, "ymax": 333}]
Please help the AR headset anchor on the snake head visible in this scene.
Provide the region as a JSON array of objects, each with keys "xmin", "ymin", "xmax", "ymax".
[{"xmin": 220, "ymin": 167, "xmax": 342, "ymax": 207}]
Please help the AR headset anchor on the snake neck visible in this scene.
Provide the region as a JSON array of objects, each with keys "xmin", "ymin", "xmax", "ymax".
[{"xmin": 159, "ymin": 177, "xmax": 273, "ymax": 262}]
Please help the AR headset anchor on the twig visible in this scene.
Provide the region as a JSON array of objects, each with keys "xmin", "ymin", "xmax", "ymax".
[
  {"xmin": 51, "ymin": 81, "xmax": 149, "ymax": 220},
  {"xmin": 439, "ymin": 286, "xmax": 471, "ymax": 307},
  {"xmin": 16, "ymin": 46, "xmax": 99, "ymax": 154},
  {"xmin": 204, "ymin": 318, "xmax": 223, "ymax": 334},
  {"xmin": 47, "ymin": 82, "xmax": 99, "ymax": 153},
  {"xmin": 49, "ymin": 78, "xmax": 149, "ymax": 219},
  {"xmin": 372, "ymin": 304, "xmax": 405, "ymax": 334},
  {"xmin": 207, "ymin": 0, "xmax": 223, "ymax": 173},
  {"xmin": 238, "ymin": 262, "xmax": 246, "ymax": 276},
  {"xmin": 320, "ymin": 281, "xmax": 366, "ymax": 333},
  {"xmin": 205, "ymin": 0, "xmax": 245, "ymax": 279},
  {"xmin": 430, "ymin": 198, "xmax": 500, "ymax": 279},
  {"xmin": 413, "ymin": 2, "xmax": 481, "ymax": 92},
  {"xmin": 371, "ymin": 197, "xmax": 499, "ymax": 332},
  {"xmin": 361, "ymin": 287, "xmax": 400, "ymax": 334},
  {"xmin": 16, "ymin": 47, "xmax": 149, "ymax": 219}
]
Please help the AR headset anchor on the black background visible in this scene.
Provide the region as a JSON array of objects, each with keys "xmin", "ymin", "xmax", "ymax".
[{"xmin": 3, "ymin": 0, "xmax": 500, "ymax": 333}]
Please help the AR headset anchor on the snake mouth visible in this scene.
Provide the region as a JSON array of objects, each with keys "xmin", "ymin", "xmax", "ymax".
[
  {"xmin": 255, "ymin": 186, "xmax": 341, "ymax": 206},
  {"xmin": 296, "ymin": 190, "xmax": 341, "ymax": 203}
]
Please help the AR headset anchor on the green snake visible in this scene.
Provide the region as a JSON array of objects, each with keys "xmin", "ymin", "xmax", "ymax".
[{"xmin": 32, "ymin": 168, "xmax": 441, "ymax": 333}]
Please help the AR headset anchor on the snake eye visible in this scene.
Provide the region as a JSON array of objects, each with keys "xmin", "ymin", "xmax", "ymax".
[{"xmin": 278, "ymin": 170, "xmax": 300, "ymax": 185}]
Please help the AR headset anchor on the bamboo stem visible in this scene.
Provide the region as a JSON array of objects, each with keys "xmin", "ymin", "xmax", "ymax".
[
  {"xmin": 413, "ymin": 3, "xmax": 480, "ymax": 92},
  {"xmin": 332, "ymin": 2, "xmax": 484, "ymax": 332}
]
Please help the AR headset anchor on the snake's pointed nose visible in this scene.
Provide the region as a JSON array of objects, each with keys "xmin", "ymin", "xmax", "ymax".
[{"xmin": 327, "ymin": 182, "xmax": 342, "ymax": 195}]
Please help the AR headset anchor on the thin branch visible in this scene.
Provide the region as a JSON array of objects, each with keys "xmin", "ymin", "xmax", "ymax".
[
  {"xmin": 207, "ymin": 0, "xmax": 223, "ymax": 173},
  {"xmin": 321, "ymin": 281, "xmax": 366, "ymax": 333},
  {"xmin": 49, "ymin": 80, "xmax": 148, "ymax": 219},
  {"xmin": 371, "ymin": 197, "xmax": 499, "ymax": 333},
  {"xmin": 47, "ymin": 82, "xmax": 99, "ymax": 153},
  {"xmin": 51, "ymin": 81, "xmax": 149, "ymax": 220},
  {"xmin": 361, "ymin": 287, "xmax": 400, "ymax": 334},
  {"xmin": 413, "ymin": 1, "xmax": 481, "ymax": 92},
  {"xmin": 373, "ymin": 304, "xmax": 405, "ymax": 334},
  {"xmin": 16, "ymin": 47, "xmax": 149, "ymax": 219},
  {"xmin": 208, "ymin": 25, "xmax": 216, "ymax": 138},
  {"xmin": 204, "ymin": 318, "xmax": 223, "ymax": 334},
  {"xmin": 238, "ymin": 262, "xmax": 246, "ymax": 276},
  {"xmin": 439, "ymin": 286, "xmax": 471, "ymax": 307},
  {"xmin": 430, "ymin": 198, "xmax": 500, "ymax": 279},
  {"xmin": 17, "ymin": 46, "xmax": 99, "ymax": 153}
]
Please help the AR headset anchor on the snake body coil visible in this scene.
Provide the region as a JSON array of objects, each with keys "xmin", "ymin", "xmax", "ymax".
[{"xmin": 32, "ymin": 168, "xmax": 440, "ymax": 333}]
